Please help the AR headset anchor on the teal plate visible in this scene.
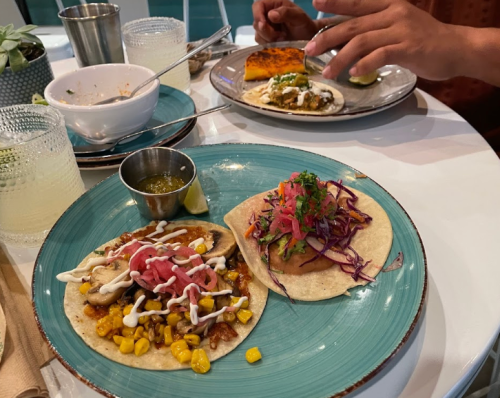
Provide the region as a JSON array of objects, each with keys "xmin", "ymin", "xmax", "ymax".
[
  {"xmin": 71, "ymin": 85, "xmax": 196, "ymax": 164},
  {"xmin": 33, "ymin": 144, "xmax": 427, "ymax": 398}
]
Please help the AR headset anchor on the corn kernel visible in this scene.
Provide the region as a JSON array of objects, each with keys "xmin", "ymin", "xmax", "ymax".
[
  {"xmin": 223, "ymin": 311, "xmax": 236, "ymax": 323},
  {"xmin": 195, "ymin": 243, "xmax": 207, "ymax": 254},
  {"xmin": 184, "ymin": 311, "xmax": 191, "ymax": 322},
  {"xmin": 171, "ymin": 340, "xmax": 189, "ymax": 359},
  {"xmin": 226, "ymin": 271, "xmax": 239, "ymax": 281},
  {"xmin": 123, "ymin": 253, "xmax": 131, "ymax": 261},
  {"xmin": 230, "ymin": 297, "xmax": 249, "ymax": 309},
  {"xmin": 184, "ymin": 334, "xmax": 201, "ymax": 346},
  {"xmin": 79, "ymin": 282, "xmax": 91, "ymax": 295},
  {"xmin": 108, "ymin": 304, "xmax": 122, "ymax": 316},
  {"xmin": 144, "ymin": 320, "xmax": 151, "ymax": 331},
  {"xmin": 191, "ymin": 348, "xmax": 211, "ymax": 374},
  {"xmin": 167, "ymin": 313, "xmax": 183, "ymax": 327},
  {"xmin": 121, "ymin": 326, "xmax": 136, "ymax": 337},
  {"xmin": 245, "ymin": 347, "xmax": 262, "ymax": 363},
  {"xmin": 198, "ymin": 297, "xmax": 214, "ymax": 313},
  {"xmin": 113, "ymin": 335, "xmax": 123, "ymax": 345},
  {"xmin": 112, "ymin": 316, "xmax": 123, "ymax": 330},
  {"xmin": 133, "ymin": 326, "xmax": 145, "ymax": 340},
  {"xmin": 144, "ymin": 299, "xmax": 162, "ymax": 312},
  {"xmin": 123, "ymin": 304, "xmax": 134, "ymax": 316},
  {"xmin": 138, "ymin": 315, "xmax": 150, "ymax": 324},
  {"xmin": 119, "ymin": 337, "xmax": 134, "ymax": 354},
  {"xmin": 177, "ymin": 349, "xmax": 192, "ymax": 364},
  {"xmin": 96, "ymin": 316, "xmax": 113, "ymax": 337},
  {"xmin": 216, "ymin": 268, "xmax": 227, "ymax": 275},
  {"xmin": 236, "ymin": 309, "xmax": 253, "ymax": 324},
  {"xmin": 155, "ymin": 324, "xmax": 165, "ymax": 344},
  {"xmin": 143, "ymin": 331, "xmax": 149, "ymax": 339},
  {"xmin": 164, "ymin": 325, "xmax": 173, "ymax": 346},
  {"xmin": 134, "ymin": 338, "xmax": 150, "ymax": 357}
]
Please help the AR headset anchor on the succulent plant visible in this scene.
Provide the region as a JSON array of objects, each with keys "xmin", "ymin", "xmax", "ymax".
[{"xmin": 0, "ymin": 24, "xmax": 44, "ymax": 75}]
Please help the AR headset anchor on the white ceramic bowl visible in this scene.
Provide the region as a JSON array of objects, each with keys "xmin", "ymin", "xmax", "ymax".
[{"xmin": 44, "ymin": 63, "xmax": 160, "ymax": 143}]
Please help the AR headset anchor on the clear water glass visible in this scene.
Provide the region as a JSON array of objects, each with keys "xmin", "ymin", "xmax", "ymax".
[
  {"xmin": 0, "ymin": 105, "xmax": 85, "ymax": 247},
  {"xmin": 122, "ymin": 17, "xmax": 191, "ymax": 93}
]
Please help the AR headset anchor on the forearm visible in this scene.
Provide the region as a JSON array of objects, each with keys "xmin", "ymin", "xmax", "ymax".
[{"xmin": 453, "ymin": 26, "xmax": 500, "ymax": 87}]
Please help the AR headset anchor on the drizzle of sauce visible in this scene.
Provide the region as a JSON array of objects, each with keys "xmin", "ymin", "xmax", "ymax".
[
  {"xmin": 146, "ymin": 221, "xmax": 168, "ymax": 238},
  {"xmin": 56, "ymin": 257, "xmax": 107, "ymax": 282}
]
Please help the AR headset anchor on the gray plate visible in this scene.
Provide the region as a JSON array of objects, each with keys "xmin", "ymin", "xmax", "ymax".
[{"xmin": 210, "ymin": 41, "xmax": 417, "ymax": 122}]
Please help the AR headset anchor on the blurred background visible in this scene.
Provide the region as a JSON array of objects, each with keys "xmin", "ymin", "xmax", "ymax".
[{"xmin": 14, "ymin": 0, "xmax": 319, "ymax": 41}]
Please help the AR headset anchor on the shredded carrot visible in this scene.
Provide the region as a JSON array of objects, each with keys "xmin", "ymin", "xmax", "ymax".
[
  {"xmin": 278, "ymin": 182, "xmax": 285, "ymax": 206},
  {"xmin": 244, "ymin": 223, "xmax": 256, "ymax": 238},
  {"xmin": 288, "ymin": 237, "xmax": 298, "ymax": 249},
  {"xmin": 349, "ymin": 210, "xmax": 365, "ymax": 223}
]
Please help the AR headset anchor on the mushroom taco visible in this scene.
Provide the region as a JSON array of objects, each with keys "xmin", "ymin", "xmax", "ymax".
[
  {"xmin": 242, "ymin": 73, "xmax": 345, "ymax": 115},
  {"xmin": 224, "ymin": 172, "xmax": 393, "ymax": 301},
  {"xmin": 58, "ymin": 220, "xmax": 268, "ymax": 372}
]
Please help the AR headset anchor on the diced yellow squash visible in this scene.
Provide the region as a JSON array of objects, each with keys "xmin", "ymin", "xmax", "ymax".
[
  {"xmin": 164, "ymin": 325, "xmax": 174, "ymax": 346},
  {"xmin": 191, "ymin": 348, "xmax": 210, "ymax": 374},
  {"xmin": 113, "ymin": 335, "xmax": 124, "ymax": 345},
  {"xmin": 123, "ymin": 304, "xmax": 134, "ymax": 316},
  {"xmin": 195, "ymin": 243, "xmax": 207, "ymax": 254},
  {"xmin": 177, "ymin": 349, "xmax": 192, "ymax": 364},
  {"xmin": 79, "ymin": 282, "xmax": 91, "ymax": 295},
  {"xmin": 121, "ymin": 326, "xmax": 136, "ymax": 337},
  {"xmin": 246, "ymin": 347, "xmax": 262, "ymax": 363},
  {"xmin": 230, "ymin": 297, "xmax": 249, "ymax": 309},
  {"xmin": 96, "ymin": 315, "xmax": 113, "ymax": 337},
  {"xmin": 119, "ymin": 337, "xmax": 134, "ymax": 354},
  {"xmin": 184, "ymin": 334, "xmax": 201, "ymax": 346},
  {"xmin": 167, "ymin": 313, "xmax": 183, "ymax": 327},
  {"xmin": 236, "ymin": 309, "xmax": 253, "ymax": 324},
  {"xmin": 134, "ymin": 338, "xmax": 150, "ymax": 356},
  {"xmin": 133, "ymin": 326, "xmax": 145, "ymax": 340},
  {"xmin": 144, "ymin": 300, "xmax": 162, "ymax": 312},
  {"xmin": 226, "ymin": 271, "xmax": 239, "ymax": 281},
  {"xmin": 198, "ymin": 297, "xmax": 214, "ymax": 312}
]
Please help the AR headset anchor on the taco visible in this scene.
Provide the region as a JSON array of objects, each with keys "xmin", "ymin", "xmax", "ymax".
[
  {"xmin": 242, "ymin": 73, "xmax": 344, "ymax": 115},
  {"xmin": 57, "ymin": 220, "xmax": 268, "ymax": 372},
  {"xmin": 224, "ymin": 172, "xmax": 393, "ymax": 301}
]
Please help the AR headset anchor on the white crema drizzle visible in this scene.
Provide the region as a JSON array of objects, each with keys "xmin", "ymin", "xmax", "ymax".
[
  {"xmin": 146, "ymin": 221, "xmax": 168, "ymax": 238},
  {"xmin": 56, "ymin": 257, "xmax": 107, "ymax": 282}
]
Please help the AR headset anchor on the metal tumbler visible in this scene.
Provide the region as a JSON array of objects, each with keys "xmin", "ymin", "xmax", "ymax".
[{"xmin": 59, "ymin": 3, "xmax": 125, "ymax": 67}]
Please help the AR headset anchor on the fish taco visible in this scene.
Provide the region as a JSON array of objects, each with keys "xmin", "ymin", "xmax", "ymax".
[
  {"xmin": 242, "ymin": 73, "xmax": 344, "ymax": 115},
  {"xmin": 58, "ymin": 220, "xmax": 268, "ymax": 372},
  {"xmin": 224, "ymin": 172, "xmax": 393, "ymax": 301}
]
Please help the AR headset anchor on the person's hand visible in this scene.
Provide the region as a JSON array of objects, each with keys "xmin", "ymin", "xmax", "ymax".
[
  {"xmin": 252, "ymin": 0, "xmax": 318, "ymax": 44},
  {"xmin": 306, "ymin": 0, "xmax": 462, "ymax": 81}
]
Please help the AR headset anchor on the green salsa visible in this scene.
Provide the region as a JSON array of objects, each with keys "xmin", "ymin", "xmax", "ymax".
[{"xmin": 135, "ymin": 174, "xmax": 186, "ymax": 194}]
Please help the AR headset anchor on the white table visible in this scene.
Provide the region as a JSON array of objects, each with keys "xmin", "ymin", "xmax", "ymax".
[{"xmin": 6, "ymin": 57, "xmax": 500, "ymax": 398}]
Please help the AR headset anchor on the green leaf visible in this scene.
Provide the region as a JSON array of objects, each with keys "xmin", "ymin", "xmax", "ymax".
[
  {"xmin": 4, "ymin": 24, "xmax": 14, "ymax": 35},
  {"xmin": 16, "ymin": 25, "xmax": 38, "ymax": 33},
  {"xmin": 1, "ymin": 40, "xmax": 19, "ymax": 52},
  {"xmin": 20, "ymin": 32, "xmax": 43, "ymax": 47},
  {"xmin": 6, "ymin": 32, "xmax": 21, "ymax": 40},
  {"xmin": 0, "ymin": 53, "xmax": 7, "ymax": 75},
  {"xmin": 7, "ymin": 48, "xmax": 29, "ymax": 72}
]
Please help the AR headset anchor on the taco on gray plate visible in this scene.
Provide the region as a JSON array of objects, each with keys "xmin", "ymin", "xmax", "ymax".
[
  {"xmin": 224, "ymin": 171, "xmax": 393, "ymax": 302},
  {"xmin": 242, "ymin": 73, "xmax": 344, "ymax": 115},
  {"xmin": 57, "ymin": 220, "xmax": 268, "ymax": 373}
]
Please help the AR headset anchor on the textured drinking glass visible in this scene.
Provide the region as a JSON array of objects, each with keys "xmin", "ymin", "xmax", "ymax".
[
  {"xmin": 0, "ymin": 105, "xmax": 85, "ymax": 247},
  {"xmin": 122, "ymin": 17, "xmax": 191, "ymax": 93}
]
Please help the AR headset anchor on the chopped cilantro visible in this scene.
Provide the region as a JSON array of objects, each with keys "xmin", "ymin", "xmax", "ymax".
[
  {"xmin": 260, "ymin": 255, "xmax": 268, "ymax": 264},
  {"xmin": 93, "ymin": 250, "xmax": 105, "ymax": 255},
  {"xmin": 66, "ymin": 89, "xmax": 74, "ymax": 95}
]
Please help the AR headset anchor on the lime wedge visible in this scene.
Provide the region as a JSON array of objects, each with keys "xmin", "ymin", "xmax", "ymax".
[
  {"xmin": 184, "ymin": 176, "xmax": 209, "ymax": 214},
  {"xmin": 349, "ymin": 70, "xmax": 379, "ymax": 86}
]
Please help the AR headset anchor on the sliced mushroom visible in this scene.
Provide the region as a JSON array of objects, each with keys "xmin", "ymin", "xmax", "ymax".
[
  {"xmin": 163, "ymin": 220, "xmax": 237, "ymax": 260},
  {"xmin": 87, "ymin": 259, "xmax": 130, "ymax": 306}
]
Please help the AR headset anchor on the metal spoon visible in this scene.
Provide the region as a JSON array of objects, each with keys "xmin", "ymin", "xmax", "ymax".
[
  {"xmin": 92, "ymin": 25, "xmax": 232, "ymax": 106},
  {"xmin": 73, "ymin": 103, "xmax": 231, "ymax": 155}
]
